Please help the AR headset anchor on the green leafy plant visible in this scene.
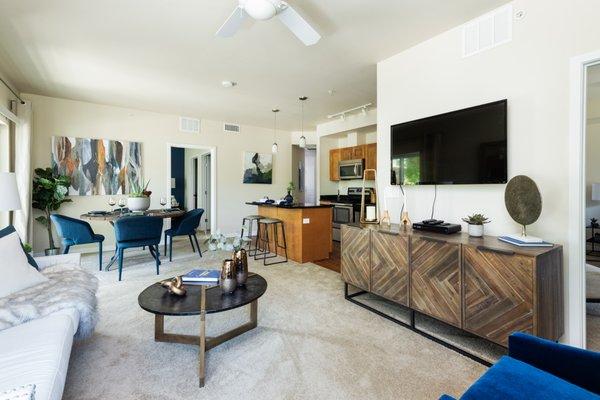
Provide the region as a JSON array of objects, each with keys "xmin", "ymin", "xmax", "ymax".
[
  {"xmin": 462, "ymin": 213, "xmax": 491, "ymax": 226},
  {"xmin": 22, "ymin": 243, "xmax": 32, "ymax": 253},
  {"xmin": 32, "ymin": 167, "xmax": 72, "ymax": 250},
  {"xmin": 287, "ymin": 181, "xmax": 295, "ymax": 192},
  {"xmin": 129, "ymin": 178, "xmax": 151, "ymax": 198}
]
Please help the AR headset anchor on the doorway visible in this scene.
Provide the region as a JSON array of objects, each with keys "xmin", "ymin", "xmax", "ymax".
[
  {"xmin": 188, "ymin": 152, "xmax": 211, "ymax": 233},
  {"xmin": 167, "ymin": 143, "xmax": 217, "ymax": 233},
  {"xmin": 569, "ymin": 49, "xmax": 600, "ymax": 349}
]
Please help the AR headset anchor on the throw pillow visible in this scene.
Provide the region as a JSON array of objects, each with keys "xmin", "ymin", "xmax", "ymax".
[
  {"xmin": 0, "ymin": 226, "xmax": 38, "ymax": 270},
  {"xmin": 0, "ymin": 384, "xmax": 35, "ymax": 400},
  {"xmin": 0, "ymin": 231, "xmax": 48, "ymax": 299}
]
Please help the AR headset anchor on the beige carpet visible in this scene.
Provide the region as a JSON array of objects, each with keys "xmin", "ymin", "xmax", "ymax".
[{"xmin": 64, "ymin": 239, "xmax": 486, "ymax": 399}]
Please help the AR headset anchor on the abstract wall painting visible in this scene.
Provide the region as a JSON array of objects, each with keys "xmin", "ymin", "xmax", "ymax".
[
  {"xmin": 242, "ymin": 152, "xmax": 273, "ymax": 184},
  {"xmin": 51, "ymin": 136, "xmax": 142, "ymax": 196}
]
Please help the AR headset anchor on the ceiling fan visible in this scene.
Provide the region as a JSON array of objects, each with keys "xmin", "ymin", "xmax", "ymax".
[{"xmin": 215, "ymin": 0, "xmax": 321, "ymax": 46}]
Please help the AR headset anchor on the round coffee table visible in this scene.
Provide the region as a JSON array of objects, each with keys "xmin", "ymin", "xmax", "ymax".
[{"xmin": 138, "ymin": 273, "xmax": 267, "ymax": 387}]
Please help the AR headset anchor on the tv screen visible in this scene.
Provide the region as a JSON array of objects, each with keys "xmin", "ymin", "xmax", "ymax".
[{"xmin": 390, "ymin": 100, "xmax": 507, "ymax": 185}]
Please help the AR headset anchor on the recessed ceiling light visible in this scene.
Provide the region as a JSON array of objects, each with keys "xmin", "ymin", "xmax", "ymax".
[{"xmin": 222, "ymin": 80, "xmax": 237, "ymax": 88}]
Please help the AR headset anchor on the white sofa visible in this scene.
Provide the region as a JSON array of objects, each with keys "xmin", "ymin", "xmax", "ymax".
[{"xmin": 0, "ymin": 253, "xmax": 82, "ymax": 400}]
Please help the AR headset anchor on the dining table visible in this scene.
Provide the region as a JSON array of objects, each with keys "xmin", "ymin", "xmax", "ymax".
[{"xmin": 80, "ymin": 208, "xmax": 186, "ymax": 270}]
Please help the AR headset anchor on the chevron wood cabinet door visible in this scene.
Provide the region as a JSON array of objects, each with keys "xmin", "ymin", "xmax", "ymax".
[
  {"xmin": 341, "ymin": 225, "xmax": 371, "ymax": 291},
  {"xmin": 463, "ymin": 246, "xmax": 534, "ymax": 346},
  {"xmin": 371, "ymin": 231, "xmax": 409, "ymax": 305},
  {"xmin": 411, "ymin": 237, "xmax": 461, "ymax": 327}
]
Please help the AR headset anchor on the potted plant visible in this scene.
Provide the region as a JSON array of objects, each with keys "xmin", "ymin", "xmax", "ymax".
[
  {"xmin": 32, "ymin": 167, "xmax": 72, "ymax": 255},
  {"xmin": 284, "ymin": 181, "xmax": 295, "ymax": 204},
  {"xmin": 127, "ymin": 178, "xmax": 151, "ymax": 211},
  {"xmin": 462, "ymin": 213, "xmax": 491, "ymax": 237}
]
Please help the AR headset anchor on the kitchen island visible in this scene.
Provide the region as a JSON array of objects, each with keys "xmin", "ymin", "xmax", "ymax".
[{"xmin": 246, "ymin": 202, "xmax": 333, "ymax": 263}]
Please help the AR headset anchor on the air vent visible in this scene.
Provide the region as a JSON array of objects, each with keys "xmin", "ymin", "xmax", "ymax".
[
  {"xmin": 223, "ymin": 123, "xmax": 240, "ymax": 133},
  {"xmin": 462, "ymin": 4, "xmax": 512, "ymax": 58},
  {"xmin": 179, "ymin": 117, "xmax": 200, "ymax": 133}
]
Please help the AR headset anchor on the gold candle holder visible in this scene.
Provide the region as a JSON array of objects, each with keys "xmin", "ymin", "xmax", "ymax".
[{"xmin": 401, "ymin": 211, "xmax": 412, "ymax": 231}]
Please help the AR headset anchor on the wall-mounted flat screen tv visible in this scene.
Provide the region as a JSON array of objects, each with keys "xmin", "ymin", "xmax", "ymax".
[{"xmin": 390, "ymin": 100, "xmax": 507, "ymax": 185}]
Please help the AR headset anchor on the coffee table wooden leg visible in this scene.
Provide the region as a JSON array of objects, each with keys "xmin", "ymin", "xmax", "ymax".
[
  {"xmin": 199, "ymin": 286, "xmax": 206, "ymax": 387},
  {"xmin": 155, "ymin": 315, "xmax": 164, "ymax": 341}
]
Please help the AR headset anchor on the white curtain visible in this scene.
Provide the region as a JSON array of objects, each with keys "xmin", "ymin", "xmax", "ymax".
[{"xmin": 14, "ymin": 101, "xmax": 32, "ymax": 242}]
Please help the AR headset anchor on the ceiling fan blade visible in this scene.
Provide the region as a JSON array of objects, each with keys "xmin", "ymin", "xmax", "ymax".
[
  {"xmin": 277, "ymin": 4, "xmax": 321, "ymax": 46},
  {"xmin": 215, "ymin": 6, "xmax": 247, "ymax": 38}
]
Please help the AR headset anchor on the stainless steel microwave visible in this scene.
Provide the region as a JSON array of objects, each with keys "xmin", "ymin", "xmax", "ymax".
[{"xmin": 339, "ymin": 159, "xmax": 364, "ymax": 180}]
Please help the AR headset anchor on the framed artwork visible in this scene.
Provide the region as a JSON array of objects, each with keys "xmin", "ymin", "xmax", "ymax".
[
  {"xmin": 242, "ymin": 152, "xmax": 272, "ymax": 184},
  {"xmin": 51, "ymin": 136, "xmax": 142, "ymax": 196}
]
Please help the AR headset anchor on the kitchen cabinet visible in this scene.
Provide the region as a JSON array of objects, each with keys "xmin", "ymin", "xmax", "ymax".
[
  {"xmin": 365, "ymin": 143, "xmax": 377, "ymax": 180},
  {"xmin": 329, "ymin": 149, "xmax": 341, "ymax": 181},
  {"xmin": 328, "ymin": 143, "xmax": 377, "ymax": 181},
  {"xmin": 340, "ymin": 147, "xmax": 354, "ymax": 161}
]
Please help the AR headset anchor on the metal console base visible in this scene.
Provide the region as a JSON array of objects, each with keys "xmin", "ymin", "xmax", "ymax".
[{"xmin": 344, "ymin": 283, "xmax": 495, "ymax": 367}]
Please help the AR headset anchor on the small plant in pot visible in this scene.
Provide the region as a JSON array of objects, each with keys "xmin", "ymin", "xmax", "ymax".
[
  {"xmin": 32, "ymin": 167, "xmax": 72, "ymax": 255},
  {"xmin": 127, "ymin": 178, "xmax": 151, "ymax": 211},
  {"xmin": 284, "ymin": 181, "xmax": 295, "ymax": 204},
  {"xmin": 462, "ymin": 213, "xmax": 491, "ymax": 237}
]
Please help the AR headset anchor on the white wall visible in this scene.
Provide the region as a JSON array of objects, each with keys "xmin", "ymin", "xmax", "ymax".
[
  {"xmin": 27, "ymin": 94, "xmax": 292, "ymax": 252},
  {"xmin": 377, "ymin": 0, "xmax": 600, "ymax": 344}
]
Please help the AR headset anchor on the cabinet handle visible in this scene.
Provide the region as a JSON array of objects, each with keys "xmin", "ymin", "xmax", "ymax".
[
  {"xmin": 476, "ymin": 246, "xmax": 515, "ymax": 256},
  {"xmin": 421, "ymin": 236, "xmax": 447, "ymax": 244},
  {"xmin": 378, "ymin": 230, "xmax": 399, "ymax": 236}
]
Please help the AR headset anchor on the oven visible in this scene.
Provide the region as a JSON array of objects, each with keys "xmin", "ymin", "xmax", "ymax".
[
  {"xmin": 339, "ymin": 159, "xmax": 364, "ymax": 180},
  {"xmin": 332, "ymin": 203, "xmax": 354, "ymax": 242}
]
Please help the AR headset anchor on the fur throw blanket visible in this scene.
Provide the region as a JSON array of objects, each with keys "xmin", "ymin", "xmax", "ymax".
[{"xmin": 0, "ymin": 264, "xmax": 98, "ymax": 339}]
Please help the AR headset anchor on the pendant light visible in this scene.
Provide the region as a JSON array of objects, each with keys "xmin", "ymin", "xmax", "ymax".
[
  {"xmin": 299, "ymin": 96, "xmax": 307, "ymax": 148},
  {"xmin": 271, "ymin": 108, "xmax": 280, "ymax": 154}
]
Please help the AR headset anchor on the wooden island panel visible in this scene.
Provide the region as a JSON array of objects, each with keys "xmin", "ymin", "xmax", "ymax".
[{"xmin": 253, "ymin": 204, "xmax": 332, "ymax": 264}]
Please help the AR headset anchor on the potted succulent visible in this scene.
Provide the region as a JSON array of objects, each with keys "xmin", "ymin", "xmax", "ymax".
[
  {"xmin": 32, "ymin": 167, "xmax": 72, "ymax": 255},
  {"xmin": 127, "ymin": 178, "xmax": 151, "ymax": 211},
  {"xmin": 462, "ymin": 213, "xmax": 491, "ymax": 237},
  {"xmin": 284, "ymin": 181, "xmax": 295, "ymax": 204}
]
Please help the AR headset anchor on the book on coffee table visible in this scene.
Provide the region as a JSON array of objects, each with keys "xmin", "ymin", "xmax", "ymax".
[{"xmin": 182, "ymin": 269, "xmax": 220, "ymax": 283}]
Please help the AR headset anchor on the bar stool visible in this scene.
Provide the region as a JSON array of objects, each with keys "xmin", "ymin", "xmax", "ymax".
[
  {"xmin": 254, "ymin": 218, "xmax": 288, "ymax": 265},
  {"xmin": 241, "ymin": 215, "xmax": 263, "ymax": 256}
]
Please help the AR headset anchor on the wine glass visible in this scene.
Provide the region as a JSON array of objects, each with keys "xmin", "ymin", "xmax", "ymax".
[
  {"xmin": 118, "ymin": 198, "xmax": 126, "ymax": 214},
  {"xmin": 160, "ymin": 196, "xmax": 167, "ymax": 211},
  {"xmin": 108, "ymin": 196, "xmax": 116, "ymax": 212}
]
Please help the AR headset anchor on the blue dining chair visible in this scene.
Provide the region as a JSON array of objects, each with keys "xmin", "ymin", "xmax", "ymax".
[
  {"xmin": 164, "ymin": 208, "xmax": 204, "ymax": 262},
  {"xmin": 51, "ymin": 214, "xmax": 105, "ymax": 270},
  {"xmin": 114, "ymin": 216, "xmax": 163, "ymax": 281}
]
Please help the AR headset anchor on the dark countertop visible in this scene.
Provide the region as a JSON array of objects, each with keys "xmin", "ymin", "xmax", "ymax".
[
  {"xmin": 246, "ymin": 202, "xmax": 333, "ymax": 209},
  {"xmin": 344, "ymin": 222, "xmax": 561, "ymax": 257}
]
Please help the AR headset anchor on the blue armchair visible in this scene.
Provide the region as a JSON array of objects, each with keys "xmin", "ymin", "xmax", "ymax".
[
  {"xmin": 114, "ymin": 216, "xmax": 163, "ymax": 281},
  {"xmin": 440, "ymin": 333, "xmax": 600, "ymax": 399},
  {"xmin": 50, "ymin": 214, "xmax": 105, "ymax": 270},
  {"xmin": 164, "ymin": 209, "xmax": 204, "ymax": 262}
]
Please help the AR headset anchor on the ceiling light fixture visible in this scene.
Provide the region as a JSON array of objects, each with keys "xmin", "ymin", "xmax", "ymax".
[
  {"xmin": 221, "ymin": 80, "xmax": 237, "ymax": 88},
  {"xmin": 298, "ymin": 96, "xmax": 307, "ymax": 148},
  {"xmin": 327, "ymin": 103, "xmax": 373, "ymax": 120},
  {"xmin": 272, "ymin": 108, "xmax": 280, "ymax": 154}
]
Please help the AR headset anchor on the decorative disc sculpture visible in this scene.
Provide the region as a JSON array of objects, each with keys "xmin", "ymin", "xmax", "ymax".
[{"xmin": 504, "ymin": 175, "xmax": 542, "ymax": 240}]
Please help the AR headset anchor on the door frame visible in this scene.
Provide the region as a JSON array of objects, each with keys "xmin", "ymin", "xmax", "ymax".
[
  {"xmin": 167, "ymin": 143, "xmax": 217, "ymax": 233},
  {"xmin": 568, "ymin": 49, "xmax": 600, "ymax": 348}
]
